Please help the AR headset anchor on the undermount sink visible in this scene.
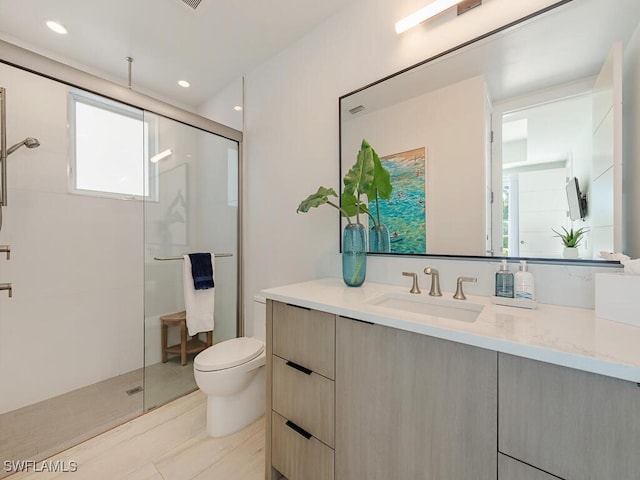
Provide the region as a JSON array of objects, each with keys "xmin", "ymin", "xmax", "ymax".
[{"xmin": 366, "ymin": 292, "xmax": 484, "ymax": 322}]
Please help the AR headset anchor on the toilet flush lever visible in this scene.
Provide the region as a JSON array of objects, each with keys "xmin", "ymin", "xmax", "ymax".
[
  {"xmin": 0, "ymin": 245, "xmax": 9, "ymax": 260},
  {"xmin": 0, "ymin": 283, "xmax": 12, "ymax": 298}
]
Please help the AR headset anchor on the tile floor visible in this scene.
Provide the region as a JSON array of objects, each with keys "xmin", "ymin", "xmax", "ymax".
[
  {"xmin": 144, "ymin": 358, "xmax": 198, "ymax": 411},
  {"xmin": 0, "ymin": 370, "xmax": 143, "ymax": 477},
  {"xmin": 1, "ymin": 358, "xmax": 199, "ymax": 479},
  {"xmin": 5, "ymin": 391, "xmax": 265, "ymax": 480}
]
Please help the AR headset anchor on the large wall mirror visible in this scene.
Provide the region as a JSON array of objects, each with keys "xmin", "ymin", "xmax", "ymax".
[{"xmin": 340, "ymin": 0, "xmax": 640, "ymax": 262}]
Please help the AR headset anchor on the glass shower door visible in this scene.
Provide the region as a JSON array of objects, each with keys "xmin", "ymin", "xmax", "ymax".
[
  {"xmin": 143, "ymin": 112, "xmax": 239, "ymax": 411},
  {"xmin": 0, "ymin": 66, "xmax": 145, "ymax": 476}
]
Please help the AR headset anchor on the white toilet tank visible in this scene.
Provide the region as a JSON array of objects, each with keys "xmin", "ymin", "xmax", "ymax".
[{"xmin": 252, "ymin": 295, "xmax": 266, "ymax": 342}]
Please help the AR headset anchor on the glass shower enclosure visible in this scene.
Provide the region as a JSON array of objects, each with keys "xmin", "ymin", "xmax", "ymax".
[
  {"xmin": 143, "ymin": 112, "xmax": 239, "ymax": 410},
  {"xmin": 0, "ymin": 59, "xmax": 240, "ymax": 473}
]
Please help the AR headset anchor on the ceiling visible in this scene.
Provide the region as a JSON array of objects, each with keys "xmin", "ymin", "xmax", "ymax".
[{"xmin": 0, "ymin": 0, "xmax": 358, "ymax": 109}]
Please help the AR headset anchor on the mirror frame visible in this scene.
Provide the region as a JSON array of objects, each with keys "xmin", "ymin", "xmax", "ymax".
[{"xmin": 338, "ymin": 0, "xmax": 622, "ymax": 266}]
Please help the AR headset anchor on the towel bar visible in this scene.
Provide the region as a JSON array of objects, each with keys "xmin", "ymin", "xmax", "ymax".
[{"xmin": 154, "ymin": 253, "xmax": 233, "ymax": 261}]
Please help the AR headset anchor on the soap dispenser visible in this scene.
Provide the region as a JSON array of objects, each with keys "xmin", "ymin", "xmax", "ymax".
[
  {"xmin": 514, "ymin": 260, "xmax": 535, "ymax": 300},
  {"xmin": 495, "ymin": 259, "xmax": 514, "ymax": 298}
]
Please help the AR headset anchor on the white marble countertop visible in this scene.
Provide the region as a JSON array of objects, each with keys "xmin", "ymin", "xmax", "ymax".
[{"xmin": 262, "ymin": 278, "xmax": 640, "ymax": 383}]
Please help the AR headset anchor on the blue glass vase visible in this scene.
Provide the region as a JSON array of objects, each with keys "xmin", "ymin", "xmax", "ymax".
[
  {"xmin": 342, "ymin": 223, "xmax": 367, "ymax": 287},
  {"xmin": 369, "ymin": 225, "xmax": 391, "ymax": 253}
]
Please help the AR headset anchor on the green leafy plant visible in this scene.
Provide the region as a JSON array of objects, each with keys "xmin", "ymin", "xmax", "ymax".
[
  {"xmin": 296, "ymin": 139, "xmax": 391, "ymax": 225},
  {"xmin": 342, "ymin": 139, "xmax": 376, "ymax": 223},
  {"xmin": 366, "ymin": 142, "xmax": 393, "ymax": 226},
  {"xmin": 552, "ymin": 226, "xmax": 588, "ymax": 248},
  {"xmin": 296, "ymin": 139, "xmax": 392, "ymax": 284},
  {"xmin": 296, "ymin": 186, "xmax": 368, "ymax": 224}
]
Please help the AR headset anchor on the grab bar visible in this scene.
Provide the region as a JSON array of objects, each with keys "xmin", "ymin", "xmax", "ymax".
[{"xmin": 154, "ymin": 253, "xmax": 233, "ymax": 261}]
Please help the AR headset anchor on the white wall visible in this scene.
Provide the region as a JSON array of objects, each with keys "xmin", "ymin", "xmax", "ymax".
[
  {"xmin": 0, "ymin": 63, "xmax": 143, "ymax": 413},
  {"xmin": 342, "ymin": 75, "xmax": 488, "ymax": 255},
  {"xmin": 240, "ymin": 0, "xmax": 623, "ymax": 326},
  {"xmin": 198, "ymin": 77, "xmax": 244, "ymax": 132}
]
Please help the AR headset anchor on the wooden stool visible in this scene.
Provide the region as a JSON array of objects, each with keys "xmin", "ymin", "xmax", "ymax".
[{"xmin": 161, "ymin": 311, "xmax": 213, "ymax": 366}]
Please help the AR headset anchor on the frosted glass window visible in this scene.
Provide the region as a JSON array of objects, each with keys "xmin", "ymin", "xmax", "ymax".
[{"xmin": 69, "ymin": 90, "xmax": 154, "ymax": 199}]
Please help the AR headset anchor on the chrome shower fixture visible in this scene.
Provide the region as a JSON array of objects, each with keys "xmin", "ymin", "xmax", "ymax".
[
  {"xmin": 1, "ymin": 86, "xmax": 42, "ymax": 216},
  {"xmin": 7, "ymin": 137, "xmax": 40, "ymax": 155}
]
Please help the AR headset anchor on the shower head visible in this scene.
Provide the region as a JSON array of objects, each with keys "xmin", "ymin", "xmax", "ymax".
[{"xmin": 7, "ymin": 137, "xmax": 40, "ymax": 156}]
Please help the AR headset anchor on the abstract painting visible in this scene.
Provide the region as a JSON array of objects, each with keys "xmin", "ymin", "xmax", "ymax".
[{"xmin": 370, "ymin": 147, "xmax": 426, "ymax": 254}]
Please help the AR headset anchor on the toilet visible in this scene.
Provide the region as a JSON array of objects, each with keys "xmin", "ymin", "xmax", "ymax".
[{"xmin": 194, "ymin": 295, "xmax": 266, "ymax": 437}]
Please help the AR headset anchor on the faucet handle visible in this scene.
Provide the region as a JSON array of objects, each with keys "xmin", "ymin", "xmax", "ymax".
[
  {"xmin": 423, "ymin": 267, "xmax": 442, "ymax": 297},
  {"xmin": 453, "ymin": 277, "xmax": 477, "ymax": 300},
  {"xmin": 402, "ymin": 272, "xmax": 421, "ymax": 294}
]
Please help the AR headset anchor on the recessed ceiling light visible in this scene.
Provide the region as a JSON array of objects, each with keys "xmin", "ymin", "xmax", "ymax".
[
  {"xmin": 46, "ymin": 20, "xmax": 68, "ymax": 35},
  {"xmin": 178, "ymin": 80, "xmax": 190, "ymax": 88},
  {"xmin": 233, "ymin": 105, "xmax": 243, "ymax": 111}
]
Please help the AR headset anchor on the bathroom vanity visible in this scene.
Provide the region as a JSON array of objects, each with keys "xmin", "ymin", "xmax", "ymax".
[{"xmin": 263, "ymin": 278, "xmax": 640, "ymax": 480}]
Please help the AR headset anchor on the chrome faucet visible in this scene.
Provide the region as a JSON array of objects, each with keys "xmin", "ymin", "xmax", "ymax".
[
  {"xmin": 423, "ymin": 267, "xmax": 442, "ymax": 296},
  {"xmin": 453, "ymin": 277, "xmax": 477, "ymax": 300},
  {"xmin": 402, "ymin": 272, "xmax": 421, "ymax": 294},
  {"xmin": 0, "ymin": 283, "xmax": 12, "ymax": 298}
]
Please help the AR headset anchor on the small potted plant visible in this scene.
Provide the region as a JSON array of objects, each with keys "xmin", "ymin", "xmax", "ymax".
[{"xmin": 552, "ymin": 226, "xmax": 588, "ymax": 258}]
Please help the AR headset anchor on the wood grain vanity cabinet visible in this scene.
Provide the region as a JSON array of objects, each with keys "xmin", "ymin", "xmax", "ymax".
[
  {"xmin": 334, "ymin": 316, "xmax": 497, "ymax": 480},
  {"xmin": 498, "ymin": 453, "xmax": 559, "ymax": 480},
  {"xmin": 266, "ymin": 297, "xmax": 640, "ymax": 480},
  {"xmin": 498, "ymin": 353, "xmax": 640, "ymax": 480},
  {"xmin": 266, "ymin": 300, "xmax": 335, "ymax": 480}
]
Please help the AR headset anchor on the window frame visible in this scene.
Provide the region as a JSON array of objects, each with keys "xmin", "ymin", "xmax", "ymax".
[{"xmin": 68, "ymin": 88, "xmax": 158, "ymax": 201}]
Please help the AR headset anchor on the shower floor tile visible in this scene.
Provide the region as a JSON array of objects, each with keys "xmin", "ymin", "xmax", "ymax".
[
  {"xmin": 0, "ymin": 358, "xmax": 199, "ymax": 479},
  {"xmin": 0, "ymin": 369, "xmax": 143, "ymax": 477},
  {"xmin": 144, "ymin": 357, "xmax": 198, "ymax": 410}
]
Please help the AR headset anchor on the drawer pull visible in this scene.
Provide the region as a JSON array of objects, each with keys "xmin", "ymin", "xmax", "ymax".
[
  {"xmin": 286, "ymin": 420, "xmax": 312, "ymax": 440},
  {"xmin": 286, "ymin": 360, "xmax": 313, "ymax": 376},
  {"xmin": 343, "ymin": 316, "xmax": 374, "ymax": 325},
  {"xmin": 286, "ymin": 303, "xmax": 310, "ymax": 311}
]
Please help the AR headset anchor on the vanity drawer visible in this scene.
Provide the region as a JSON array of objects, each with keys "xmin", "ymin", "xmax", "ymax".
[
  {"xmin": 272, "ymin": 354, "xmax": 334, "ymax": 447},
  {"xmin": 272, "ymin": 301, "xmax": 335, "ymax": 380},
  {"xmin": 271, "ymin": 411, "xmax": 334, "ymax": 480}
]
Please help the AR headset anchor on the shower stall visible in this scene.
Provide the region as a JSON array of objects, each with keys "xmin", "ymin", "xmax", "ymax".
[{"xmin": 0, "ymin": 51, "xmax": 241, "ymax": 472}]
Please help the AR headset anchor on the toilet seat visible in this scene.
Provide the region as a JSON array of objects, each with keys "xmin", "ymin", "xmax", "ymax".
[{"xmin": 194, "ymin": 337, "xmax": 264, "ymax": 372}]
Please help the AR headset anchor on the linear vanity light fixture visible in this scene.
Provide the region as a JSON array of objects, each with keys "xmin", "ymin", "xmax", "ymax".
[
  {"xmin": 150, "ymin": 148, "xmax": 173, "ymax": 163},
  {"xmin": 395, "ymin": 0, "xmax": 482, "ymax": 34}
]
